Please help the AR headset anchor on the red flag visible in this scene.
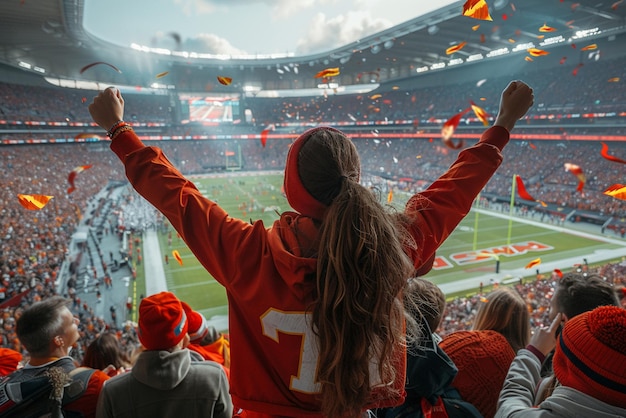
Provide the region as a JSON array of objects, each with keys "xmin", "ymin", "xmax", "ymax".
[
  {"xmin": 564, "ymin": 163, "xmax": 586, "ymax": 193},
  {"xmin": 67, "ymin": 164, "xmax": 93, "ymax": 194},
  {"xmin": 441, "ymin": 108, "xmax": 471, "ymax": 149}
]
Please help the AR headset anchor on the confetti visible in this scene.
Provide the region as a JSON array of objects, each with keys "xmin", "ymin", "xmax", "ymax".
[
  {"xmin": 172, "ymin": 250, "xmax": 183, "ymax": 266},
  {"xmin": 17, "ymin": 194, "xmax": 53, "ymax": 211},
  {"xmin": 314, "ymin": 67, "xmax": 340, "ymax": 78},
  {"xmin": 564, "ymin": 163, "xmax": 586, "ymax": 193},
  {"xmin": 604, "ymin": 184, "xmax": 626, "ymax": 200},
  {"xmin": 515, "ymin": 175, "xmax": 546, "ymax": 206},
  {"xmin": 539, "ymin": 24, "xmax": 557, "ymax": 32},
  {"xmin": 470, "ymin": 100, "xmax": 489, "ymax": 126},
  {"xmin": 217, "ymin": 76, "xmax": 232, "ymax": 85},
  {"xmin": 446, "ymin": 42, "xmax": 467, "ymax": 55},
  {"xmin": 608, "ymin": 77, "xmax": 620, "ymax": 82},
  {"xmin": 441, "ymin": 108, "xmax": 471, "ymax": 149},
  {"xmin": 156, "ymin": 71, "xmax": 170, "ymax": 79},
  {"xmin": 463, "ymin": 0, "xmax": 493, "ymax": 21},
  {"xmin": 260, "ymin": 124, "xmax": 275, "ymax": 148},
  {"xmin": 67, "ymin": 164, "xmax": 93, "ymax": 194},
  {"xmin": 600, "ymin": 142, "xmax": 626, "ymax": 164},
  {"xmin": 79, "ymin": 62, "xmax": 122, "ymax": 74},
  {"xmin": 580, "ymin": 44, "xmax": 597, "ymax": 51},
  {"xmin": 525, "ymin": 258, "xmax": 541, "ymax": 269},
  {"xmin": 527, "ymin": 48, "xmax": 549, "ymax": 57}
]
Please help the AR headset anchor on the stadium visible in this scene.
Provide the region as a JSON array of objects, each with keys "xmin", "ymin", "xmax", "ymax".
[{"xmin": 0, "ymin": 0, "xmax": 625, "ymax": 415}]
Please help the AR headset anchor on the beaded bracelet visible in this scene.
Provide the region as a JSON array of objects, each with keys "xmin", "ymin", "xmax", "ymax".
[
  {"xmin": 106, "ymin": 120, "xmax": 126, "ymax": 138},
  {"xmin": 110, "ymin": 125, "xmax": 133, "ymax": 140}
]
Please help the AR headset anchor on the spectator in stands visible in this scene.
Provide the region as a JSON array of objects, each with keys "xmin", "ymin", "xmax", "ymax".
[
  {"xmin": 82, "ymin": 331, "xmax": 132, "ymax": 377},
  {"xmin": 88, "ymin": 80, "xmax": 533, "ymax": 417},
  {"xmin": 377, "ymin": 278, "xmax": 482, "ymax": 418},
  {"xmin": 96, "ymin": 291, "xmax": 232, "ymax": 418},
  {"xmin": 440, "ymin": 330, "xmax": 516, "ymax": 418},
  {"xmin": 181, "ymin": 301, "xmax": 231, "ymax": 380},
  {"xmin": 471, "ymin": 287, "xmax": 531, "ymax": 353},
  {"xmin": 535, "ymin": 272, "xmax": 620, "ymax": 402},
  {"xmin": 8, "ymin": 296, "xmax": 109, "ymax": 418},
  {"xmin": 496, "ymin": 306, "xmax": 626, "ymax": 417}
]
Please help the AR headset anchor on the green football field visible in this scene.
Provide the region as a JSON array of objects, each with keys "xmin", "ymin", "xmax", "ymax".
[{"xmin": 152, "ymin": 172, "xmax": 626, "ymax": 324}]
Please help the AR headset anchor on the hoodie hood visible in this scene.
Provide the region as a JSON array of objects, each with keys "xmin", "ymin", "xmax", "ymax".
[{"xmin": 132, "ymin": 349, "xmax": 191, "ymax": 390}]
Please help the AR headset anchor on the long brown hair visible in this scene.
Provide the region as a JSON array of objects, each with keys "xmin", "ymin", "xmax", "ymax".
[
  {"xmin": 82, "ymin": 332, "xmax": 131, "ymax": 370},
  {"xmin": 299, "ymin": 129, "xmax": 417, "ymax": 417},
  {"xmin": 472, "ymin": 286, "xmax": 530, "ymax": 352}
]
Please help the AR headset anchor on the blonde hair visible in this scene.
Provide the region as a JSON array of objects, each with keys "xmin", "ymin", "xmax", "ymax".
[
  {"xmin": 299, "ymin": 129, "xmax": 417, "ymax": 417},
  {"xmin": 472, "ymin": 287, "xmax": 530, "ymax": 352}
]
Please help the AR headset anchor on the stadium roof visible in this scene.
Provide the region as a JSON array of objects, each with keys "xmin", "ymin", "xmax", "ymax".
[{"xmin": 0, "ymin": 0, "xmax": 624, "ymax": 94}]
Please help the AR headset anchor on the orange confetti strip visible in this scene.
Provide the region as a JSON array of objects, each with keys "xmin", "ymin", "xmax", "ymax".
[
  {"xmin": 604, "ymin": 184, "xmax": 626, "ymax": 200},
  {"xmin": 525, "ymin": 258, "xmax": 541, "ymax": 269},
  {"xmin": 74, "ymin": 133, "xmax": 101, "ymax": 140},
  {"xmin": 480, "ymin": 296, "xmax": 489, "ymax": 303},
  {"xmin": 539, "ymin": 24, "xmax": 557, "ymax": 32},
  {"xmin": 387, "ymin": 190, "xmax": 393, "ymax": 203},
  {"xmin": 472, "ymin": 24, "xmax": 480, "ymax": 31},
  {"xmin": 79, "ymin": 61, "xmax": 122, "ymax": 74},
  {"xmin": 314, "ymin": 67, "xmax": 340, "ymax": 78},
  {"xmin": 529, "ymin": 142, "xmax": 537, "ymax": 150},
  {"xmin": 612, "ymin": 0, "xmax": 624, "ymax": 9},
  {"xmin": 608, "ymin": 77, "xmax": 620, "ymax": 82},
  {"xmin": 527, "ymin": 48, "xmax": 549, "ymax": 57},
  {"xmin": 67, "ymin": 164, "xmax": 93, "ymax": 194},
  {"xmin": 462, "ymin": 0, "xmax": 493, "ymax": 21},
  {"xmin": 155, "ymin": 71, "xmax": 170, "ymax": 79},
  {"xmin": 580, "ymin": 44, "xmax": 597, "ymax": 51},
  {"xmin": 508, "ymin": 38, "xmax": 516, "ymax": 43},
  {"xmin": 525, "ymin": 56, "xmax": 534, "ymax": 62},
  {"xmin": 172, "ymin": 250, "xmax": 183, "ymax": 266},
  {"xmin": 370, "ymin": 94, "xmax": 382, "ymax": 100},
  {"xmin": 17, "ymin": 194, "xmax": 53, "ymax": 211},
  {"xmin": 217, "ymin": 76, "xmax": 233, "ymax": 86},
  {"xmin": 537, "ymin": 35, "xmax": 545, "ymax": 39},
  {"xmin": 446, "ymin": 41, "xmax": 467, "ymax": 55},
  {"xmin": 470, "ymin": 100, "xmax": 489, "ymax": 126},
  {"xmin": 600, "ymin": 142, "xmax": 626, "ymax": 164}
]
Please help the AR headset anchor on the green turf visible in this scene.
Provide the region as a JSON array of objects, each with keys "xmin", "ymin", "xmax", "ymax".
[{"xmin": 153, "ymin": 172, "xmax": 625, "ymax": 321}]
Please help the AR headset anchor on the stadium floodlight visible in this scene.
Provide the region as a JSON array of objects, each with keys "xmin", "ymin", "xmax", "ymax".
[
  {"xmin": 416, "ymin": 66, "xmax": 429, "ymax": 73},
  {"xmin": 573, "ymin": 28, "xmax": 601, "ymax": 39},
  {"xmin": 486, "ymin": 48, "xmax": 510, "ymax": 58},
  {"xmin": 33, "ymin": 66, "xmax": 45, "ymax": 73},
  {"xmin": 18, "ymin": 61, "xmax": 31, "ymax": 69},
  {"xmin": 467, "ymin": 54, "xmax": 484, "ymax": 62},
  {"xmin": 512, "ymin": 42, "xmax": 535, "ymax": 52},
  {"xmin": 430, "ymin": 62, "xmax": 446, "ymax": 70},
  {"xmin": 539, "ymin": 36, "xmax": 565, "ymax": 46},
  {"xmin": 448, "ymin": 58, "xmax": 463, "ymax": 66}
]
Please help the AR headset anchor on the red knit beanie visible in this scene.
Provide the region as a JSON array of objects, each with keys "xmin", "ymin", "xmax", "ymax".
[
  {"xmin": 181, "ymin": 301, "xmax": 208, "ymax": 342},
  {"xmin": 283, "ymin": 126, "xmax": 346, "ymax": 220},
  {"xmin": 553, "ymin": 305, "xmax": 626, "ymax": 407},
  {"xmin": 138, "ymin": 292, "xmax": 188, "ymax": 350},
  {"xmin": 440, "ymin": 330, "xmax": 515, "ymax": 418},
  {"xmin": 0, "ymin": 348, "xmax": 22, "ymax": 376}
]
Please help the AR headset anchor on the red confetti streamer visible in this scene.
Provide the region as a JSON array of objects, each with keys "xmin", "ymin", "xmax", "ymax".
[
  {"xmin": 441, "ymin": 107, "xmax": 471, "ymax": 149},
  {"xmin": 79, "ymin": 62, "xmax": 122, "ymax": 74},
  {"xmin": 572, "ymin": 63, "xmax": 584, "ymax": 76},
  {"xmin": 600, "ymin": 142, "xmax": 626, "ymax": 164},
  {"xmin": 260, "ymin": 124, "xmax": 275, "ymax": 148},
  {"xmin": 67, "ymin": 164, "xmax": 93, "ymax": 194},
  {"xmin": 17, "ymin": 194, "xmax": 54, "ymax": 210},
  {"xmin": 515, "ymin": 175, "xmax": 546, "ymax": 206},
  {"xmin": 559, "ymin": 57, "xmax": 567, "ymax": 64}
]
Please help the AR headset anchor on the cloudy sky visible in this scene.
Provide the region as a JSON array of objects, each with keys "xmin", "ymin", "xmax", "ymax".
[{"xmin": 84, "ymin": 0, "xmax": 459, "ymax": 56}]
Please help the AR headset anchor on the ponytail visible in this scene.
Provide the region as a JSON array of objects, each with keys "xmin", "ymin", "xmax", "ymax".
[{"xmin": 313, "ymin": 179, "xmax": 415, "ymax": 417}]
